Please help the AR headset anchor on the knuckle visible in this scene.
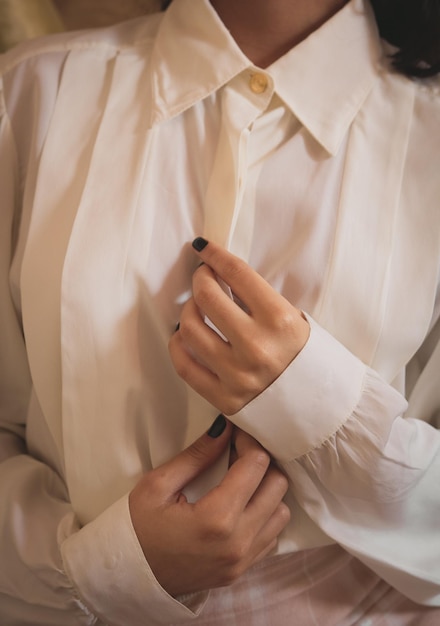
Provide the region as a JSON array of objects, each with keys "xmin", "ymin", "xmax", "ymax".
[
  {"xmin": 215, "ymin": 514, "xmax": 236, "ymax": 540},
  {"xmin": 172, "ymin": 357, "xmax": 190, "ymax": 381},
  {"xmin": 143, "ymin": 468, "xmax": 168, "ymax": 499},
  {"xmin": 222, "ymin": 256, "xmax": 247, "ymax": 283},
  {"xmin": 247, "ymin": 340, "xmax": 271, "ymax": 367},
  {"xmin": 168, "ymin": 339, "xmax": 189, "ymax": 378},
  {"xmin": 204, "ymin": 248, "xmax": 247, "ymax": 285},
  {"xmin": 226, "ymin": 540, "xmax": 247, "ymax": 566},
  {"xmin": 193, "ymin": 280, "xmax": 216, "ymax": 310},
  {"xmin": 178, "ymin": 317, "xmax": 198, "ymax": 344},
  {"xmin": 272, "ymin": 306, "xmax": 296, "ymax": 332},
  {"xmin": 277, "ymin": 502, "xmax": 292, "ymax": 527},
  {"xmin": 240, "ymin": 344, "xmax": 275, "ymax": 385},
  {"xmin": 185, "ymin": 440, "xmax": 210, "ymax": 466},
  {"xmin": 249, "ymin": 448, "xmax": 271, "ymax": 472},
  {"xmin": 198, "ymin": 510, "xmax": 235, "ymax": 542},
  {"xmin": 272, "ymin": 470, "xmax": 289, "ymax": 496}
]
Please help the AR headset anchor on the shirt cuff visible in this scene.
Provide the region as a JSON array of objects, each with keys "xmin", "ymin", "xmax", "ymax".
[
  {"xmin": 230, "ymin": 315, "xmax": 367, "ymax": 461},
  {"xmin": 60, "ymin": 495, "xmax": 208, "ymax": 626}
]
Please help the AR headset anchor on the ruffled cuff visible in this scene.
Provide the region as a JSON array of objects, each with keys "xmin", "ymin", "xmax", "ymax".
[
  {"xmin": 60, "ymin": 495, "xmax": 209, "ymax": 626},
  {"xmin": 230, "ymin": 315, "xmax": 367, "ymax": 461}
]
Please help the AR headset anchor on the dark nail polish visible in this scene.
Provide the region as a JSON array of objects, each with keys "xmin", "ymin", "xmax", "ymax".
[
  {"xmin": 192, "ymin": 237, "xmax": 209, "ymax": 252},
  {"xmin": 207, "ymin": 414, "xmax": 226, "ymax": 438}
]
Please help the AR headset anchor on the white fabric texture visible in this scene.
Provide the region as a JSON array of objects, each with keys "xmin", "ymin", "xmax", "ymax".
[{"xmin": 1, "ymin": 0, "xmax": 440, "ymax": 623}]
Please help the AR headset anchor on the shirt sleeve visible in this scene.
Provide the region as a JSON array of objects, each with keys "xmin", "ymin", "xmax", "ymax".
[
  {"xmin": 0, "ymin": 71, "xmax": 97, "ymax": 625},
  {"xmin": 61, "ymin": 496, "xmax": 209, "ymax": 625},
  {"xmin": 231, "ymin": 314, "xmax": 440, "ymax": 606},
  {"xmin": 0, "ymin": 62, "xmax": 207, "ymax": 626}
]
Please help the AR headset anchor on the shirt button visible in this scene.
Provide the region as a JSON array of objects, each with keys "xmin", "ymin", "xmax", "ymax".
[{"xmin": 249, "ymin": 72, "xmax": 269, "ymax": 94}]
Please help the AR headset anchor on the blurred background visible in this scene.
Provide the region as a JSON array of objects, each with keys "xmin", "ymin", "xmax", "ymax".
[{"xmin": 0, "ymin": 0, "xmax": 161, "ymax": 52}]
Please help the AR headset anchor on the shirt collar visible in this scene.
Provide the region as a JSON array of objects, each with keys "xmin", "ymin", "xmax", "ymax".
[
  {"xmin": 150, "ymin": 0, "xmax": 383, "ymax": 155},
  {"xmin": 150, "ymin": 0, "xmax": 249, "ymax": 123}
]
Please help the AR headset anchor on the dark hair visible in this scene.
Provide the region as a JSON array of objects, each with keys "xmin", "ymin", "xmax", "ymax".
[
  {"xmin": 367, "ymin": 0, "xmax": 440, "ymax": 77},
  {"xmin": 161, "ymin": 0, "xmax": 440, "ymax": 78}
]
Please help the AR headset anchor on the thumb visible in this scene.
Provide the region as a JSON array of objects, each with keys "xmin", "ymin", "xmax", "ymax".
[{"xmin": 160, "ymin": 415, "xmax": 231, "ymax": 498}]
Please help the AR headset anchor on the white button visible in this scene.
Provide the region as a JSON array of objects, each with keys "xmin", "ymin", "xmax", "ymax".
[{"xmin": 249, "ymin": 72, "xmax": 268, "ymax": 94}]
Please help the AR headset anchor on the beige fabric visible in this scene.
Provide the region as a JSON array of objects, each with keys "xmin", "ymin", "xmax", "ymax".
[
  {"xmin": 172, "ymin": 547, "xmax": 440, "ymax": 626},
  {"xmin": 0, "ymin": 0, "xmax": 161, "ymax": 52},
  {"xmin": 1, "ymin": 0, "xmax": 440, "ymax": 622}
]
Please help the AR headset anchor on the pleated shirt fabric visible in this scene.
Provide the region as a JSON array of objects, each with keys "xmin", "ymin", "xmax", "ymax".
[{"xmin": 1, "ymin": 0, "xmax": 440, "ymax": 623}]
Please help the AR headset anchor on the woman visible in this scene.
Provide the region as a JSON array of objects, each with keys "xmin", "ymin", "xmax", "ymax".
[{"xmin": 1, "ymin": 0, "xmax": 440, "ymax": 623}]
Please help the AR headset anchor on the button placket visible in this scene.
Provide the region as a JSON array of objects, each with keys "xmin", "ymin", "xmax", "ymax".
[{"xmin": 204, "ymin": 73, "xmax": 274, "ymax": 260}]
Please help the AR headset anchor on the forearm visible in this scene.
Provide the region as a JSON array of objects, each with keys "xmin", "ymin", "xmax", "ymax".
[
  {"xmin": 0, "ymin": 424, "xmax": 213, "ymax": 625},
  {"xmin": 0, "ymin": 443, "xmax": 98, "ymax": 624},
  {"xmin": 231, "ymin": 316, "xmax": 440, "ymax": 604}
]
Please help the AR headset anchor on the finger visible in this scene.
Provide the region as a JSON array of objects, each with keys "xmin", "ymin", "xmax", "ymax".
[
  {"xmin": 179, "ymin": 297, "xmax": 232, "ymax": 371},
  {"xmin": 251, "ymin": 539, "xmax": 279, "ymax": 566},
  {"xmin": 201, "ymin": 431, "xmax": 271, "ymax": 518},
  {"xmin": 192, "ymin": 237, "xmax": 279, "ymax": 318},
  {"xmin": 244, "ymin": 464, "xmax": 289, "ymax": 525},
  {"xmin": 247, "ymin": 501, "xmax": 291, "ymax": 564},
  {"xmin": 192, "ymin": 264, "xmax": 251, "ymax": 346},
  {"xmin": 225, "ymin": 432, "xmax": 288, "ymax": 520},
  {"xmin": 153, "ymin": 416, "xmax": 232, "ymax": 499},
  {"xmin": 169, "ymin": 331, "xmax": 223, "ymax": 403}
]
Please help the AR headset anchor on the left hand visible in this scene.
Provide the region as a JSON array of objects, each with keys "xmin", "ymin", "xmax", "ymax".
[{"xmin": 169, "ymin": 239, "xmax": 310, "ymax": 415}]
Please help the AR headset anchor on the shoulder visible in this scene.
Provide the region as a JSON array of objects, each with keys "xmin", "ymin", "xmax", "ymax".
[
  {"xmin": 407, "ymin": 75, "xmax": 440, "ymax": 214},
  {"xmin": 369, "ymin": 51, "xmax": 440, "ymax": 219},
  {"xmin": 0, "ymin": 13, "xmax": 164, "ymax": 175},
  {"xmin": 413, "ymin": 74, "xmax": 440, "ymax": 116},
  {"xmin": 0, "ymin": 12, "xmax": 163, "ymax": 83},
  {"xmin": 0, "ymin": 11, "xmax": 164, "ymax": 136},
  {"xmin": 378, "ymin": 57, "xmax": 440, "ymax": 166},
  {"xmin": 410, "ymin": 74, "xmax": 440, "ymax": 159}
]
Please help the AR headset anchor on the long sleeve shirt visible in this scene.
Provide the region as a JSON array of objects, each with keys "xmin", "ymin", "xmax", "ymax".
[{"xmin": 1, "ymin": 0, "xmax": 440, "ymax": 623}]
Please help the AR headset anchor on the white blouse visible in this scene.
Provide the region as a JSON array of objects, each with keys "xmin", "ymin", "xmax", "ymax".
[{"xmin": 1, "ymin": 0, "xmax": 440, "ymax": 623}]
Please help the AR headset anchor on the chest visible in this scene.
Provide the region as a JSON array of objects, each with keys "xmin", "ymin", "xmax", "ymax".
[{"xmin": 20, "ymin": 64, "xmax": 440, "ymax": 521}]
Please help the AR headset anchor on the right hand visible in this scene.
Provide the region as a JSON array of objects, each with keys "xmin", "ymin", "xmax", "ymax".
[{"xmin": 129, "ymin": 418, "xmax": 291, "ymax": 597}]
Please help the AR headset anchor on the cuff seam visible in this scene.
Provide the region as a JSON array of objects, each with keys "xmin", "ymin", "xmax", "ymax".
[{"xmin": 291, "ymin": 366, "xmax": 368, "ymax": 462}]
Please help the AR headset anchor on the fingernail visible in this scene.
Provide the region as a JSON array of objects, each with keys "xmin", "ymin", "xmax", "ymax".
[
  {"xmin": 207, "ymin": 414, "xmax": 226, "ymax": 438},
  {"xmin": 192, "ymin": 237, "xmax": 209, "ymax": 252}
]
